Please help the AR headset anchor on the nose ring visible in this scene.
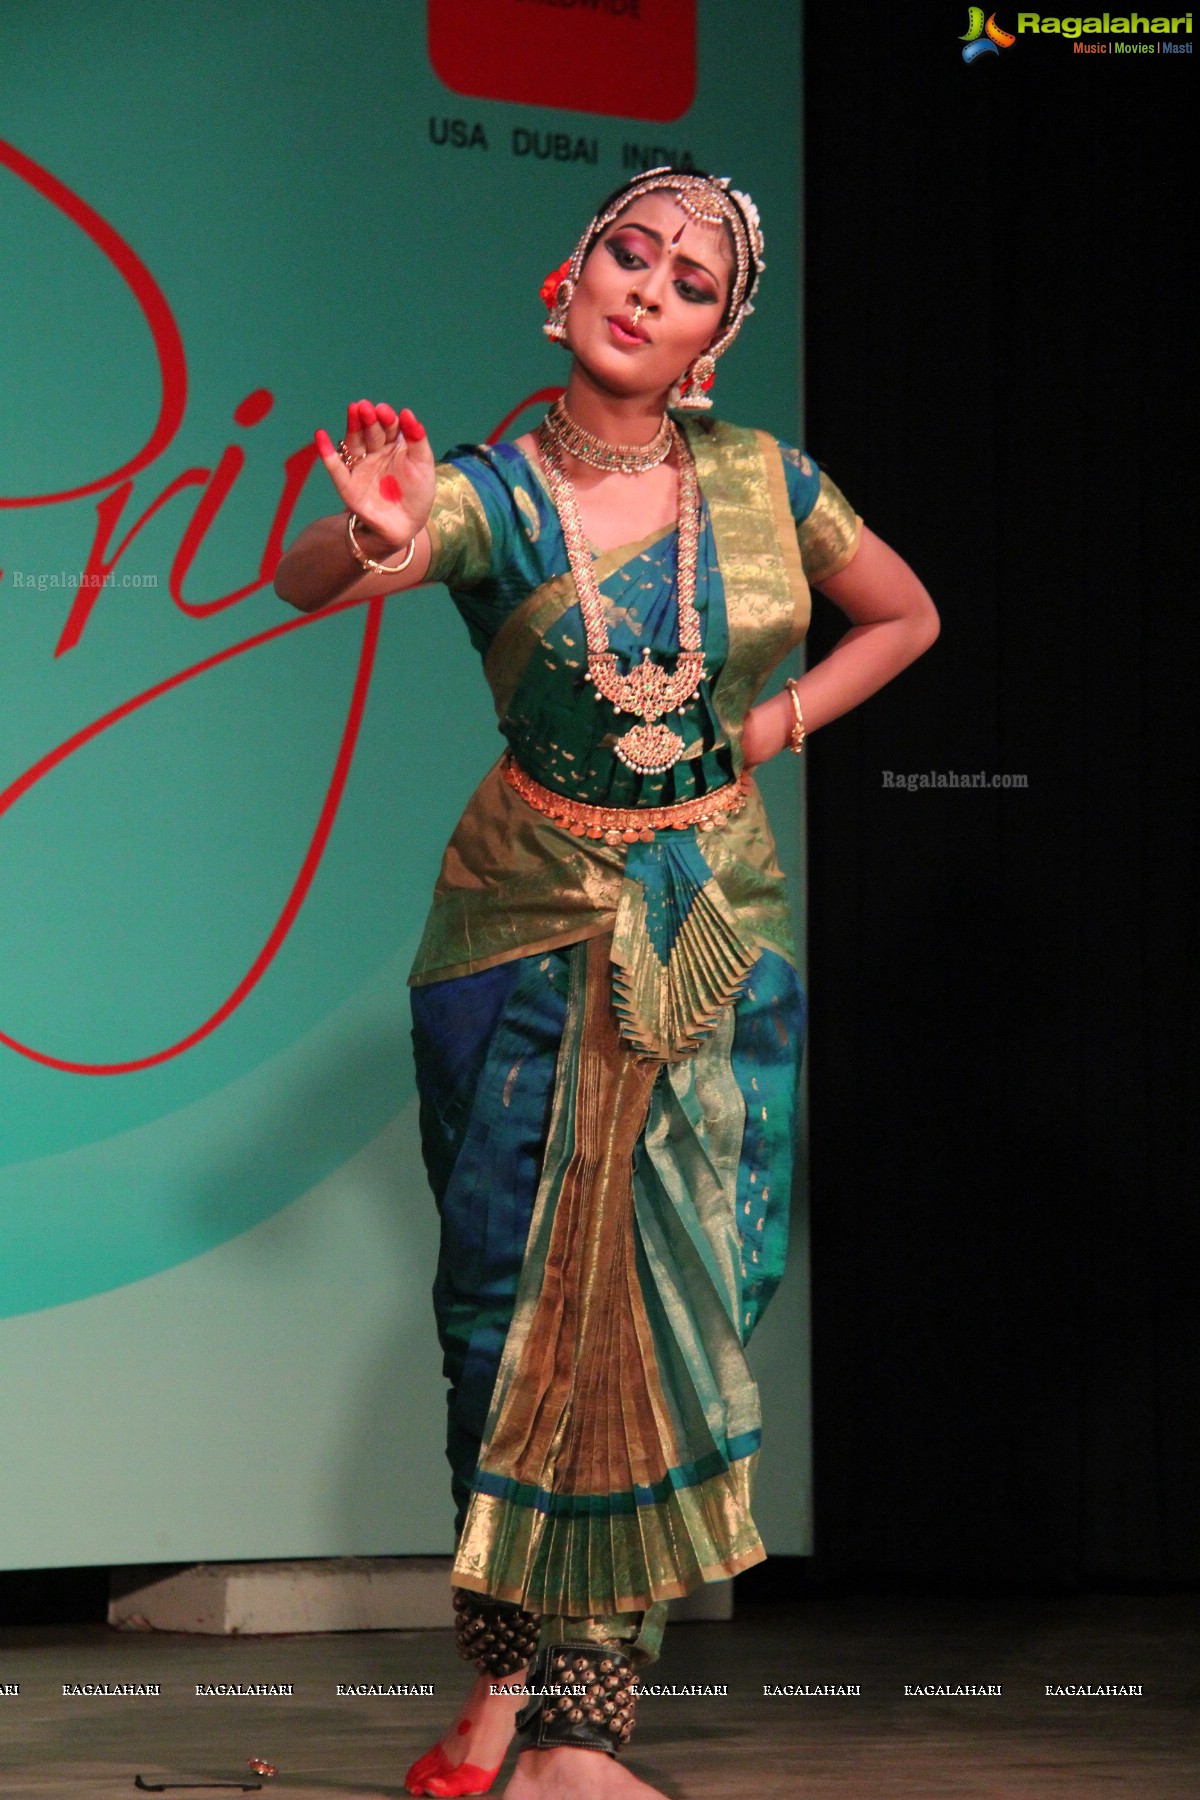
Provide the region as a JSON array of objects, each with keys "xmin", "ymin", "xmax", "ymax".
[{"xmin": 630, "ymin": 301, "xmax": 647, "ymax": 327}]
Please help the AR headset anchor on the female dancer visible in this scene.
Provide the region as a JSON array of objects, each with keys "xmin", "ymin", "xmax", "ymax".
[{"xmin": 275, "ymin": 168, "xmax": 938, "ymax": 1800}]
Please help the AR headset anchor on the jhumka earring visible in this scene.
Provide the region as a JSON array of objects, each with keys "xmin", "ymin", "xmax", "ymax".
[
  {"xmin": 541, "ymin": 259, "xmax": 574, "ymax": 342},
  {"xmin": 669, "ymin": 351, "xmax": 718, "ymax": 412}
]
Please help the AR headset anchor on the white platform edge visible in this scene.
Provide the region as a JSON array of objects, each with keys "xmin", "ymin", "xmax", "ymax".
[{"xmin": 108, "ymin": 1559, "xmax": 733, "ymax": 1634}]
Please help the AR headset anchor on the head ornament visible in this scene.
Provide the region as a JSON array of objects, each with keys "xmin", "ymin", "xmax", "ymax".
[{"xmin": 541, "ymin": 168, "xmax": 766, "ymax": 409}]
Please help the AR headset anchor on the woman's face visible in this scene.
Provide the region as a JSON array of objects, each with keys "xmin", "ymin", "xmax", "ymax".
[{"xmin": 565, "ymin": 189, "xmax": 734, "ymax": 401}]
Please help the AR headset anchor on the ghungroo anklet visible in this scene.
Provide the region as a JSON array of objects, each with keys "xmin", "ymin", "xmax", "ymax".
[
  {"xmin": 515, "ymin": 1641, "xmax": 638, "ymax": 1756},
  {"xmin": 452, "ymin": 1587, "xmax": 541, "ymax": 1678}
]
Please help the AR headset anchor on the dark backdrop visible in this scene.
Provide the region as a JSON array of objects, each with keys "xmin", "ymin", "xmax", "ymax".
[{"xmin": 791, "ymin": 5, "xmax": 1196, "ymax": 1588}]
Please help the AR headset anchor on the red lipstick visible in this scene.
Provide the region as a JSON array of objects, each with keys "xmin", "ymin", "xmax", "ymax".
[{"xmin": 607, "ymin": 312, "xmax": 650, "ymax": 345}]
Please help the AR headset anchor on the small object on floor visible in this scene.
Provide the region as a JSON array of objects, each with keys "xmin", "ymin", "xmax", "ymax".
[
  {"xmin": 247, "ymin": 1762, "xmax": 278, "ymax": 1779},
  {"xmin": 134, "ymin": 1778, "xmax": 262, "ymax": 1793},
  {"xmin": 404, "ymin": 1741, "xmax": 503, "ymax": 1796}
]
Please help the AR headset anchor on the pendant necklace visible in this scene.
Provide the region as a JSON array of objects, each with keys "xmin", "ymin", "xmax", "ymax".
[{"xmin": 537, "ymin": 409, "xmax": 704, "ymax": 776}]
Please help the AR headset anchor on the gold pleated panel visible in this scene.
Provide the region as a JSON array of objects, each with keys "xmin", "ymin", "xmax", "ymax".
[
  {"xmin": 408, "ymin": 761, "xmax": 796, "ymax": 989},
  {"xmin": 610, "ymin": 864, "xmax": 761, "ymax": 1061},
  {"xmin": 454, "ymin": 1458, "xmax": 764, "ymax": 1617},
  {"xmin": 450, "ymin": 935, "xmax": 767, "ymax": 1616}
]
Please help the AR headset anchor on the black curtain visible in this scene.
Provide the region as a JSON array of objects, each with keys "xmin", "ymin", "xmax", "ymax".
[{"xmin": 798, "ymin": 7, "xmax": 1196, "ymax": 1586}]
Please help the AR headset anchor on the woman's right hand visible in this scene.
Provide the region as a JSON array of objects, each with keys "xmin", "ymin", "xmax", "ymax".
[{"xmin": 314, "ymin": 400, "xmax": 436, "ymax": 548}]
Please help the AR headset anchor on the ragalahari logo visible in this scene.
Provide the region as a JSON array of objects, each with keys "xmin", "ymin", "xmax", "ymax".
[{"xmin": 961, "ymin": 8, "xmax": 1017, "ymax": 58}]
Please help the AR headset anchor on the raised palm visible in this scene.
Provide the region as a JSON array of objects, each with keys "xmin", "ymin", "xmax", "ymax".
[{"xmin": 314, "ymin": 400, "xmax": 437, "ymax": 548}]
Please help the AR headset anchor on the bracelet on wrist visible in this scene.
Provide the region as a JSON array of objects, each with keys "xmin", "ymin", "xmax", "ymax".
[
  {"xmin": 784, "ymin": 678, "xmax": 806, "ymax": 754},
  {"xmin": 346, "ymin": 511, "xmax": 417, "ymax": 575}
]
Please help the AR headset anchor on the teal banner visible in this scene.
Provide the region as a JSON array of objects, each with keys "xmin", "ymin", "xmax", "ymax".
[{"xmin": 0, "ymin": 0, "xmax": 808, "ymax": 1568}]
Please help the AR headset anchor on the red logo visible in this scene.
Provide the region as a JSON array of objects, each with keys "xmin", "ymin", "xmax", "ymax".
[
  {"xmin": 427, "ymin": 0, "xmax": 697, "ymax": 123},
  {"xmin": 0, "ymin": 136, "xmax": 560, "ymax": 1075}
]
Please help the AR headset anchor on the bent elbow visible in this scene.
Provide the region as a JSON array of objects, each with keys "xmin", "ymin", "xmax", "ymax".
[
  {"xmin": 272, "ymin": 561, "xmax": 309, "ymax": 611},
  {"xmin": 913, "ymin": 599, "xmax": 940, "ymax": 651}
]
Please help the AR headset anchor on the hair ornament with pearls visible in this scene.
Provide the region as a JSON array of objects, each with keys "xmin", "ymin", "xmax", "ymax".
[{"xmin": 540, "ymin": 167, "xmax": 765, "ymax": 407}]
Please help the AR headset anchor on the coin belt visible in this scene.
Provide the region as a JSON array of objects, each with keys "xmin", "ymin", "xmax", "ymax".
[{"xmin": 502, "ymin": 754, "xmax": 750, "ymax": 845}]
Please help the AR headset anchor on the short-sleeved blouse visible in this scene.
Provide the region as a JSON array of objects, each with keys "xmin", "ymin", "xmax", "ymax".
[
  {"xmin": 423, "ymin": 426, "xmax": 858, "ymax": 812},
  {"xmin": 410, "ymin": 416, "xmax": 861, "ymax": 1006}
]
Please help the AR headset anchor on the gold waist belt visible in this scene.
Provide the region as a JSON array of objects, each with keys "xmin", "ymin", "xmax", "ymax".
[{"xmin": 503, "ymin": 754, "xmax": 751, "ymax": 846}]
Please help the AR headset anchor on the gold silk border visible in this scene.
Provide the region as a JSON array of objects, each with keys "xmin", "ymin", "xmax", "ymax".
[
  {"xmin": 800, "ymin": 470, "xmax": 864, "ymax": 586},
  {"xmin": 407, "ymin": 759, "xmax": 796, "ymax": 986},
  {"xmin": 425, "ymin": 463, "xmax": 493, "ymax": 591},
  {"xmin": 682, "ymin": 419, "xmax": 812, "ymax": 773},
  {"xmin": 484, "ymin": 570, "xmax": 574, "ymax": 723},
  {"xmin": 454, "ymin": 1464, "xmax": 764, "ymax": 1615},
  {"xmin": 537, "ymin": 1602, "xmax": 670, "ymax": 1670},
  {"xmin": 450, "ymin": 934, "xmax": 767, "ymax": 1614},
  {"xmin": 483, "ymin": 519, "xmax": 675, "ymax": 723},
  {"xmin": 474, "ymin": 935, "xmax": 666, "ymax": 1492},
  {"xmin": 480, "ymin": 424, "xmax": 809, "ymax": 737},
  {"xmin": 408, "ymin": 758, "xmax": 624, "ymax": 986},
  {"xmin": 408, "ymin": 422, "xmax": 811, "ymax": 989}
]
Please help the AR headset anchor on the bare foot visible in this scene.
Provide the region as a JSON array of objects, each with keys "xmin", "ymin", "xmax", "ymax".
[
  {"xmin": 405, "ymin": 1667, "xmax": 529, "ymax": 1794},
  {"xmin": 503, "ymin": 1745, "xmax": 670, "ymax": 1799}
]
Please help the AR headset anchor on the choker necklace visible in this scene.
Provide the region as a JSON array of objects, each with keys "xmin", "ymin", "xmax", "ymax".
[
  {"xmin": 542, "ymin": 397, "xmax": 673, "ymax": 477},
  {"xmin": 537, "ymin": 415, "xmax": 704, "ymax": 775}
]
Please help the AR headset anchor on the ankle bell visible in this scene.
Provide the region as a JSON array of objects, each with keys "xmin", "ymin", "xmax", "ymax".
[
  {"xmin": 452, "ymin": 1586, "xmax": 542, "ymax": 1679},
  {"xmin": 515, "ymin": 1641, "xmax": 637, "ymax": 1757}
]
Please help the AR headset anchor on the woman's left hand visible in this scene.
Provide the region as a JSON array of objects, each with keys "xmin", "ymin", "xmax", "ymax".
[{"xmin": 741, "ymin": 526, "xmax": 941, "ymax": 764}]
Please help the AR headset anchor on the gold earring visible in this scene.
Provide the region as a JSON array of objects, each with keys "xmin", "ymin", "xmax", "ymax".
[
  {"xmin": 543, "ymin": 273, "xmax": 574, "ymax": 343},
  {"xmin": 670, "ymin": 352, "xmax": 717, "ymax": 412}
]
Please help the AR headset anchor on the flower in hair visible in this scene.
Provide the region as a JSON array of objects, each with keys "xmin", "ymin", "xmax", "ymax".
[{"xmin": 540, "ymin": 259, "xmax": 573, "ymax": 310}]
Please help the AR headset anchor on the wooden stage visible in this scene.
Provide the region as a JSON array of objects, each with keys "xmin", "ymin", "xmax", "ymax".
[{"xmin": 1, "ymin": 1592, "xmax": 1194, "ymax": 1797}]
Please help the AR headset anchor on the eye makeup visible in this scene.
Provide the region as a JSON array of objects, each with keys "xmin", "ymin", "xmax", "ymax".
[
  {"xmin": 604, "ymin": 228, "xmax": 721, "ymax": 305},
  {"xmin": 605, "ymin": 228, "xmax": 650, "ymax": 267}
]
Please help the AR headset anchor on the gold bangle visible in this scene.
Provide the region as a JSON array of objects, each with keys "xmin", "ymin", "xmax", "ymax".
[
  {"xmin": 784, "ymin": 678, "xmax": 806, "ymax": 754},
  {"xmin": 346, "ymin": 511, "xmax": 417, "ymax": 575}
]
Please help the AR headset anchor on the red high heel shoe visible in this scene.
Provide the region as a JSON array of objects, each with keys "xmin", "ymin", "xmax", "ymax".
[{"xmin": 404, "ymin": 1741, "xmax": 503, "ymax": 1797}]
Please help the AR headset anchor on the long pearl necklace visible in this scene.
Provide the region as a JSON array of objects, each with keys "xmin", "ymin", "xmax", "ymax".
[{"xmin": 537, "ymin": 415, "xmax": 704, "ymax": 776}]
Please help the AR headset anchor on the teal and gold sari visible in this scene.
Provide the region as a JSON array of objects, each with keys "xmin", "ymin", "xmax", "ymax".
[{"xmin": 409, "ymin": 417, "xmax": 860, "ymax": 1662}]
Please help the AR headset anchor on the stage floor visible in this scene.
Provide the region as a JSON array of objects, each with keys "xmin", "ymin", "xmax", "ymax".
[{"xmin": 0, "ymin": 1593, "xmax": 1195, "ymax": 1797}]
